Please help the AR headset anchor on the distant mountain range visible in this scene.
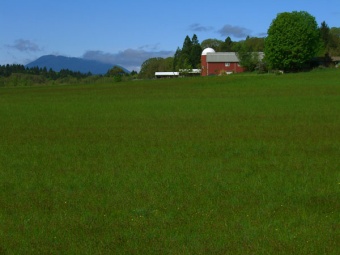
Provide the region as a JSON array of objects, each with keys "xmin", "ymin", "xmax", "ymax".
[{"xmin": 26, "ymin": 55, "xmax": 129, "ymax": 75}]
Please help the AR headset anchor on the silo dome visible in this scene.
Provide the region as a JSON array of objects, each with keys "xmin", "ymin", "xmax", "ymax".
[{"xmin": 202, "ymin": 48, "xmax": 215, "ymax": 55}]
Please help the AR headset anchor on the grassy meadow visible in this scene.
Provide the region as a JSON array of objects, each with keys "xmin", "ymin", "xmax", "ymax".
[{"xmin": 0, "ymin": 69, "xmax": 339, "ymax": 254}]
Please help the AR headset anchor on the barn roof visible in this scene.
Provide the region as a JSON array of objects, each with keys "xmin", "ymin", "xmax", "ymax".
[
  {"xmin": 206, "ymin": 52, "xmax": 240, "ymax": 62},
  {"xmin": 206, "ymin": 52, "xmax": 264, "ymax": 63}
]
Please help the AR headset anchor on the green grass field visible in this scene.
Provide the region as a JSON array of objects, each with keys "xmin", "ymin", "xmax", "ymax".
[{"xmin": 0, "ymin": 70, "xmax": 339, "ymax": 254}]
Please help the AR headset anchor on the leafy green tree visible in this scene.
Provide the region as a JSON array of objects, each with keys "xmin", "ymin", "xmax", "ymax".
[
  {"xmin": 244, "ymin": 36, "xmax": 265, "ymax": 52},
  {"xmin": 235, "ymin": 40, "xmax": 262, "ymax": 72},
  {"xmin": 329, "ymin": 27, "xmax": 340, "ymax": 56},
  {"xmin": 161, "ymin": 57, "xmax": 174, "ymax": 71},
  {"xmin": 265, "ymin": 11, "xmax": 321, "ymax": 71},
  {"xmin": 139, "ymin": 57, "xmax": 173, "ymax": 79},
  {"xmin": 319, "ymin": 21, "xmax": 331, "ymax": 55},
  {"xmin": 201, "ymin": 38, "xmax": 223, "ymax": 51},
  {"xmin": 139, "ymin": 58, "xmax": 161, "ymax": 79},
  {"xmin": 106, "ymin": 66, "xmax": 126, "ymax": 77}
]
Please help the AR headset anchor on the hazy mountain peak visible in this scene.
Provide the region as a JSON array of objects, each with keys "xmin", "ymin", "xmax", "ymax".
[{"xmin": 26, "ymin": 55, "xmax": 129, "ymax": 75}]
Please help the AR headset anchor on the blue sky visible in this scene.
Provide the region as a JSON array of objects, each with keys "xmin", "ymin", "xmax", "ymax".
[{"xmin": 1, "ymin": 0, "xmax": 339, "ymax": 71}]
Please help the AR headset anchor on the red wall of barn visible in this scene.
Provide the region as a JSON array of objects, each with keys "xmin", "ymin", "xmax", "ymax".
[
  {"xmin": 201, "ymin": 55, "xmax": 245, "ymax": 76},
  {"xmin": 206, "ymin": 62, "xmax": 244, "ymax": 75},
  {"xmin": 201, "ymin": 55, "xmax": 208, "ymax": 76}
]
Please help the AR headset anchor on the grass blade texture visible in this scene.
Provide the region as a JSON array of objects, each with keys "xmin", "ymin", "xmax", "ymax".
[{"xmin": 0, "ymin": 69, "xmax": 339, "ymax": 254}]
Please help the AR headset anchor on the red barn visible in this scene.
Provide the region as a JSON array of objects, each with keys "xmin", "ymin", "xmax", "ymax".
[{"xmin": 201, "ymin": 48, "xmax": 245, "ymax": 76}]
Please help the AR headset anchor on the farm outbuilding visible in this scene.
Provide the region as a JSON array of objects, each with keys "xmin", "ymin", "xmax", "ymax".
[
  {"xmin": 155, "ymin": 72, "xmax": 179, "ymax": 78},
  {"xmin": 155, "ymin": 69, "xmax": 201, "ymax": 78},
  {"xmin": 201, "ymin": 48, "xmax": 244, "ymax": 76},
  {"xmin": 155, "ymin": 48, "xmax": 265, "ymax": 78}
]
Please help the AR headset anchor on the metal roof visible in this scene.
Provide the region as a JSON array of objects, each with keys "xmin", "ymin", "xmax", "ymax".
[
  {"xmin": 206, "ymin": 52, "xmax": 264, "ymax": 63},
  {"xmin": 155, "ymin": 72, "xmax": 179, "ymax": 76},
  {"xmin": 206, "ymin": 52, "xmax": 240, "ymax": 63}
]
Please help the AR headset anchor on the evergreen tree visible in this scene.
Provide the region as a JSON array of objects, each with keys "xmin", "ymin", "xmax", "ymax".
[
  {"xmin": 173, "ymin": 34, "xmax": 203, "ymax": 70},
  {"xmin": 173, "ymin": 47, "xmax": 182, "ymax": 71},
  {"xmin": 220, "ymin": 37, "xmax": 234, "ymax": 52},
  {"xmin": 181, "ymin": 35, "xmax": 192, "ymax": 57},
  {"xmin": 190, "ymin": 34, "xmax": 202, "ymax": 68},
  {"xmin": 177, "ymin": 35, "xmax": 192, "ymax": 69}
]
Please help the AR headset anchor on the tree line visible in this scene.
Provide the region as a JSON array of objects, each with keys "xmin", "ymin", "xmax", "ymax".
[
  {"xmin": 0, "ymin": 64, "xmax": 92, "ymax": 79},
  {"xmin": 0, "ymin": 64, "xmax": 138, "ymax": 86},
  {"xmin": 139, "ymin": 12, "xmax": 340, "ymax": 78},
  {"xmin": 137, "ymin": 35, "xmax": 268, "ymax": 78},
  {"xmin": 1, "ymin": 11, "xmax": 339, "ymax": 84},
  {"xmin": 265, "ymin": 12, "xmax": 340, "ymax": 71},
  {"xmin": 138, "ymin": 34, "xmax": 203, "ymax": 79}
]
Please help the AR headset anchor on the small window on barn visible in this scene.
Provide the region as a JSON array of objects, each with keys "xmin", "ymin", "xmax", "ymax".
[
  {"xmin": 237, "ymin": 63, "xmax": 241, "ymax": 67},
  {"xmin": 225, "ymin": 62, "xmax": 230, "ymax": 67}
]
